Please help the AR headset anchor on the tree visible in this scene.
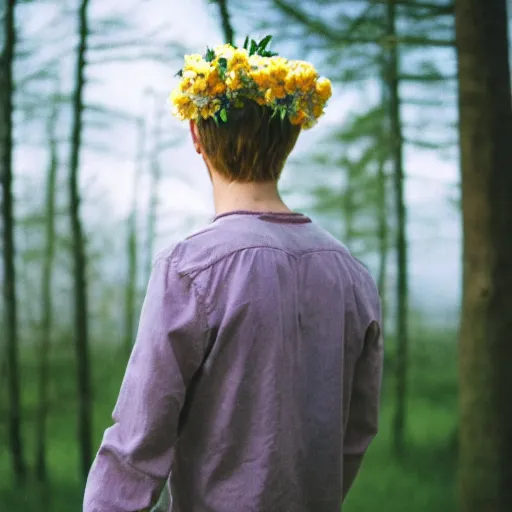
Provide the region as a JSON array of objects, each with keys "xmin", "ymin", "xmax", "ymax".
[
  {"xmin": 0, "ymin": 0, "xmax": 27, "ymax": 485},
  {"xmin": 456, "ymin": 0, "xmax": 512, "ymax": 510},
  {"xmin": 69, "ymin": 0, "xmax": 93, "ymax": 480},
  {"xmin": 211, "ymin": 0, "xmax": 236, "ymax": 45},
  {"xmin": 384, "ymin": 0, "xmax": 409, "ymax": 456},
  {"xmin": 375, "ymin": 83, "xmax": 390, "ymax": 328},
  {"xmin": 35, "ymin": 90, "xmax": 60, "ymax": 483}
]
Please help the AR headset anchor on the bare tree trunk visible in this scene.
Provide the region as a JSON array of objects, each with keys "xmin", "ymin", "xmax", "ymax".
[
  {"xmin": 376, "ymin": 67, "xmax": 390, "ymax": 332},
  {"xmin": 69, "ymin": 0, "xmax": 93, "ymax": 481},
  {"xmin": 35, "ymin": 94, "xmax": 59, "ymax": 483},
  {"xmin": 146, "ymin": 101, "xmax": 162, "ymax": 282},
  {"xmin": 213, "ymin": 0, "xmax": 235, "ymax": 45},
  {"xmin": 385, "ymin": 0, "xmax": 409, "ymax": 455},
  {"xmin": 456, "ymin": 0, "xmax": 512, "ymax": 510},
  {"xmin": 124, "ymin": 117, "xmax": 145, "ymax": 356},
  {"xmin": 376, "ymin": 141, "xmax": 389, "ymax": 329},
  {"xmin": 0, "ymin": 0, "xmax": 26, "ymax": 485}
]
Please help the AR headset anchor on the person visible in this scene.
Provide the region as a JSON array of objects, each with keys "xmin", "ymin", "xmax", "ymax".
[{"xmin": 83, "ymin": 37, "xmax": 383, "ymax": 512}]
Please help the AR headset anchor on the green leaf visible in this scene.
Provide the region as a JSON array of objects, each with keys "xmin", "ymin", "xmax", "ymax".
[
  {"xmin": 243, "ymin": 36, "xmax": 249, "ymax": 50},
  {"xmin": 175, "ymin": 69, "xmax": 183, "ymax": 78},
  {"xmin": 249, "ymin": 39, "xmax": 257, "ymax": 55},
  {"xmin": 217, "ymin": 57, "xmax": 228, "ymax": 79},
  {"xmin": 220, "ymin": 108, "xmax": 228, "ymax": 122},
  {"xmin": 280, "ymin": 108, "xmax": 287, "ymax": 120},
  {"xmin": 258, "ymin": 35, "xmax": 272, "ymax": 52},
  {"xmin": 205, "ymin": 47, "xmax": 216, "ymax": 62}
]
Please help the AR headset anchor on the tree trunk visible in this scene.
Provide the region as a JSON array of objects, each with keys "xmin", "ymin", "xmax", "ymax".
[
  {"xmin": 385, "ymin": 0, "xmax": 409, "ymax": 455},
  {"xmin": 213, "ymin": 0, "xmax": 235, "ymax": 45},
  {"xmin": 124, "ymin": 117, "xmax": 145, "ymax": 356},
  {"xmin": 376, "ymin": 62, "xmax": 390, "ymax": 328},
  {"xmin": 456, "ymin": 0, "xmax": 512, "ymax": 510},
  {"xmin": 69, "ymin": 0, "xmax": 93, "ymax": 481},
  {"xmin": 35, "ymin": 94, "xmax": 59, "ymax": 483},
  {"xmin": 376, "ymin": 132, "xmax": 389, "ymax": 330},
  {"xmin": 0, "ymin": 0, "xmax": 26, "ymax": 485}
]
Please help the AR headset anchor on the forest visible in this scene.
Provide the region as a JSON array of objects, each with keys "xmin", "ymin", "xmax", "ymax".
[{"xmin": 1, "ymin": 0, "xmax": 511, "ymax": 511}]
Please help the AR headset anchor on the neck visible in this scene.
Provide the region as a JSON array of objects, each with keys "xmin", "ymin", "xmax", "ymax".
[{"xmin": 210, "ymin": 169, "xmax": 291, "ymax": 216}]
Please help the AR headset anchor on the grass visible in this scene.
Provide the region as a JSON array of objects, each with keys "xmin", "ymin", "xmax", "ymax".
[{"xmin": 0, "ymin": 327, "xmax": 458, "ymax": 511}]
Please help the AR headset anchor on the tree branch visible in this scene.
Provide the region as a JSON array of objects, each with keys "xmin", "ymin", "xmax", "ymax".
[
  {"xmin": 211, "ymin": 0, "xmax": 235, "ymax": 45},
  {"xmin": 273, "ymin": 0, "xmax": 455, "ymax": 47}
]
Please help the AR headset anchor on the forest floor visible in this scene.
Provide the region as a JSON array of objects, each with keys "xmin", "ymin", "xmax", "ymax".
[{"xmin": 0, "ymin": 326, "xmax": 458, "ymax": 511}]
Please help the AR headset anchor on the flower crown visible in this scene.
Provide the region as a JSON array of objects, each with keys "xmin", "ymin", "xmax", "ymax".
[{"xmin": 169, "ymin": 36, "xmax": 332, "ymax": 129}]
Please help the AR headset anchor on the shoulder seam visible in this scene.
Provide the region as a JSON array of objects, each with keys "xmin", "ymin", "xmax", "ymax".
[{"xmin": 178, "ymin": 245, "xmax": 348, "ymax": 277}]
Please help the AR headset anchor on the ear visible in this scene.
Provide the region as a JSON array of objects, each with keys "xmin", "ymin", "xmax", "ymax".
[{"xmin": 189, "ymin": 120, "xmax": 201, "ymax": 154}]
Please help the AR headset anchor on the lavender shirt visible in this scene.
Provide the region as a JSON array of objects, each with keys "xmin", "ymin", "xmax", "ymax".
[{"xmin": 84, "ymin": 211, "xmax": 383, "ymax": 512}]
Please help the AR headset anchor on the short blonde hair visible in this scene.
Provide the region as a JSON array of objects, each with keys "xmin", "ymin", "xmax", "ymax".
[{"xmin": 197, "ymin": 100, "xmax": 301, "ymax": 182}]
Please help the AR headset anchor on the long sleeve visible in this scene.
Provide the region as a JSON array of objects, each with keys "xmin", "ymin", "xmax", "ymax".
[
  {"xmin": 343, "ymin": 320, "xmax": 383, "ymax": 457},
  {"xmin": 84, "ymin": 256, "xmax": 208, "ymax": 512},
  {"xmin": 342, "ymin": 319, "xmax": 384, "ymax": 501}
]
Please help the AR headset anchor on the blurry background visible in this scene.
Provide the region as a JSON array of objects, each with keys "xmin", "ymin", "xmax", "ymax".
[{"xmin": 0, "ymin": 0, "xmax": 500, "ymax": 510}]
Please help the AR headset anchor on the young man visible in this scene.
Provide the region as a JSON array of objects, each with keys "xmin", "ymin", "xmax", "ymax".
[{"xmin": 84, "ymin": 40, "xmax": 383, "ymax": 512}]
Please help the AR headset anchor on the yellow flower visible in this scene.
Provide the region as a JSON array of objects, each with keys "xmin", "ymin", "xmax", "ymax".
[
  {"xmin": 229, "ymin": 48, "xmax": 250, "ymax": 71},
  {"xmin": 183, "ymin": 53, "xmax": 203, "ymax": 67},
  {"xmin": 268, "ymin": 62, "xmax": 287, "ymax": 83},
  {"xmin": 286, "ymin": 60, "xmax": 318, "ymax": 93},
  {"xmin": 250, "ymin": 68, "xmax": 271, "ymax": 89},
  {"xmin": 249, "ymin": 54, "xmax": 266, "ymax": 69},
  {"xmin": 191, "ymin": 77, "xmax": 208, "ymax": 94},
  {"xmin": 265, "ymin": 88, "xmax": 276, "ymax": 104},
  {"xmin": 170, "ymin": 89, "xmax": 188, "ymax": 106},
  {"xmin": 170, "ymin": 90, "xmax": 198, "ymax": 120},
  {"xmin": 271, "ymin": 84, "xmax": 287, "ymax": 99},
  {"xmin": 183, "ymin": 56, "xmax": 212, "ymax": 77},
  {"xmin": 214, "ymin": 44, "xmax": 235, "ymax": 60},
  {"xmin": 200, "ymin": 100, "xmax": 221, "ymax": 119},
  {"xmin": 170, "ymin": 44, "xmax": 331, "ymax": 128},
  {"xmin": 313, "ymin": 103, "xmax": 324, "ymax": 119},
  {"xmin": 226, "ymin": 70, "xmax": 244, "ymax": 91},
  {"xmin": 284, "ymin": 74, "xmax": 297, "ymax": 95},
  {"xmin": 182, "ymin": 70, "xmax": 197, "ymax": 80},
  {"xmin": 289, "ymin": 110, "xmax": 307, "ymax": 126},
  {"xmin": 315, "ymin": 77, "xmax": 332, "ymax": 102},
  {"xmin": 205, "ymin": 68, "xmax": 226, "ymax": 94},
  {"xmin": 268, "ymin": 56, "xmax": 288, "ymax": 71}
]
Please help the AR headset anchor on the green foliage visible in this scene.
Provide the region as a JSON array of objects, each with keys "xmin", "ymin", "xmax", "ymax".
[
  {"xmin": 0, "ymin": 326, "xmax": 457, "ymax": 510},
  {"xmin": 205, "ymin": 47, "xmax": 216, "ymax": 62},
  {"xmin": 217, "ymin": 57, "xmax": 228, "ymax": 79},
  {"xmin": 243, "ymin": 34, "xmax": 278, "ymax": 57},
  {"xmin": 175, "ymin": 35, "xmax": 277, "ymax": 84}
]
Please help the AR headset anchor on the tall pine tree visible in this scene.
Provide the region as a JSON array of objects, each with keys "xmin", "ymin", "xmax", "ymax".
[{"xmin": 456, "ymin": 0, "xmax": 512, "ymax": 509}]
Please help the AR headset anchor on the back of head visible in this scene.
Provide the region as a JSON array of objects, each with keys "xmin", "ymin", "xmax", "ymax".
[
  {"xmin": 196, "ymin": 100, "xmax": 301, "ymax": 182},
  {"xmin": 169, "ymin": 36, "xmax": 332, "ymax": 183}
]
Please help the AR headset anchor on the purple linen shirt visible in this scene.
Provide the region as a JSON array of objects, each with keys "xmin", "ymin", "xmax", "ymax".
[{"xmin": 84, "ymin": 211, "xmax": 383, "ymax": 512}]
